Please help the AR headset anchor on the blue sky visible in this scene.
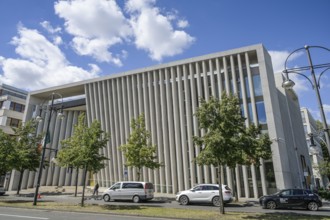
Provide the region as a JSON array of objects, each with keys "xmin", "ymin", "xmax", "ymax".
[{"xmin": 0, "ymin": 0, "xmax": 329, "ymax": 121}]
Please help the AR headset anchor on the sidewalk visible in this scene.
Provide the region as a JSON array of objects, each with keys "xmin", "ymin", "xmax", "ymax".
[
  {"xmin": 2, "ymin": 186, "xmax": 260, "ymax": 204},
  {"xmin": 3, "ymin": 186, "xmax": 177, "ymax": 200}
]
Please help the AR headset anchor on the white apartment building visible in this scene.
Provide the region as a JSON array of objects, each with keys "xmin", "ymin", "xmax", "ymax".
[
  {"xmin": 9, "ymin": 44, "xmax": 312, "ymax": 198},
  {"xmin": 301, "ymin": 107, "xmax": 329, "ymax": 188},
  {"xmin": 0, "ymin": 83, "xmax": 27, "ymax": 190},
  {"xmin": 0, "ymin": 83, "xmax": 27, "ymax": 134}
]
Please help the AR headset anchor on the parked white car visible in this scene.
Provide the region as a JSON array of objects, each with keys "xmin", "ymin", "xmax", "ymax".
[
  {"xmin": 176, "ymin": 184, "xmax": 233, "ymax": 206},
  {"xmin": 102, "ymin": 181, "xmax": 154, "ymax": 203}
]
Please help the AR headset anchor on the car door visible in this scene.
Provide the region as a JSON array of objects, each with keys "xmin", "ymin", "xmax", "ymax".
[
  {"xmin": 278, "ymin": 189, "xmax": 292, "ymax": 208},
  {"xmin": 199, "ymin": 185, "xmax": 215, "ymax": 202},
  {"xmin": 110, "ymin": 182, "xmax": 122, "ymax": 200},
  {"xmin": 290, "ymin": 189, "xmax": 305, "ymax": 207},
  {"xmin": 189, "ymin": 185, "xmax": 204, "ymax": 201}
]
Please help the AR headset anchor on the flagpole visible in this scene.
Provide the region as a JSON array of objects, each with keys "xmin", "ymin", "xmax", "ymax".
[{"xmin": 33, "ymin": 93, "xmax": 55, "ymax": 206}]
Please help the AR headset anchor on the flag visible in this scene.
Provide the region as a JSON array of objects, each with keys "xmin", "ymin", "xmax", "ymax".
[{"xmin": 39, "ymin": 131, "xmax": 51, "ymax": 151}]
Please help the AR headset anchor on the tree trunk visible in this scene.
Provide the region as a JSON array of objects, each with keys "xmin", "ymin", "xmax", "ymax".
[
  {"xmin": 218, "ymin": 165, "xmax": 225, "ymax": 214},
  {"xmin": 16, "ymin": 169, "xmax": 24, "ymax": 195},
  {"xmin": 81, "ymin": 166, "xmax": 88, "ymax": 207},
  {"xmin": 74, "ymin": 167, "xmax": 79, "ymax": 197},
  {"xmin": 137, "ymin": 167, "xmax": 141, "ymax": 181},
  {"xmin": 231, "ymin": 168, "xmax": 239, "ymax": 202}
]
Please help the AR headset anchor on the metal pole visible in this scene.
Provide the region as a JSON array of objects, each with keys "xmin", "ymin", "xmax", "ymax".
[
  {"xmin": 33, "ymin": 93, "xmax": 54, "ymax": 206},
  {"xmin": 305, "ymin": 46, "xmax": 330, "ymax": 154}
]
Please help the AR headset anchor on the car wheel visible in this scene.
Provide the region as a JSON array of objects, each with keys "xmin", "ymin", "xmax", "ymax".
[
  {"xmin": 212, "ymin": 196, "xmax": 220, "ymax": 207},
  {"xmin": 266, "ymin": 200, "xmax": 276, "ymax": 209},
  {"xmin": 133, "ymin": 195, "xmax": 140, "ymax": 203},
  {"xmin": 179, "ymin": 195, "xmax": 189, "ymax": 205},
  {"xmin": 307, "ymin": 201, "xmax": 319, "ymax": 211},
  {"xmin": 103, "ymin": 194, "xmax": 111, "ymax": 202}
]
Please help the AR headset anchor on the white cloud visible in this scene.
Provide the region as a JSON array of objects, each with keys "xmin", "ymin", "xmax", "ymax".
[
  {"xmin": 126, "ymin": 0, "xmax": 195, "ymax": 61},
  {"xmin": 324, "ymin": 104, "xmax": 330, "ymax": 115},
  {"xmin": 269, "ymin": 50, "xmax": 309, "ymax": 93},
  {"xmin": 177, "ymin": 19, "xmax": 189, "ymax": 28},
  {"xmin": 0, "ymin": 26, "xmax": 99, "ymax": 91},
  {"xmin": 40, "ymin": 21, "xmax": 61, "ymax": 34},
  {"xmin": 54, "ymin": 0, "xmax": 131, "ymax": 65}
]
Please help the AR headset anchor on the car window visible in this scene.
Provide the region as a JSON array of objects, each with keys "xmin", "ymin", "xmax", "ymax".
[
  {"xmin": 122, "ymin": 183, "xmax": 143, "ymax": 189},
  {"xmin": 224, "ymin": 185, "xmax": 231, "ymax": 190},
  {"xmin": 110, "ymin": 183, "xmax": 121, "ymax": 190},
  {"xmin": 280, "ymin": 190, "xmax": 292, "ymax": 196},
  {"xmin": 145, "ymin": 183, "xmax": 154, "ymax": 189},
  {"xmin": 204, "ymin": 185, "xmax": 212, "ymax": 190},
  {"xmin": 193, "ymin": 185, "xmax": 204, "ymax": 191},
  {"xmin": 293, "ymin": 189, "xmax": 303, "ymax": 195},
  {"xmin": 210, "ymin": 185, "xmax": 219, "ymax": 190}
]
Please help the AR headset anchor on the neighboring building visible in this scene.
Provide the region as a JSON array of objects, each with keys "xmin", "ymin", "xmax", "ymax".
[
  {"xmin": 0, "ymin": 83, "xmax": 27, "ymax": 190},
  {"xmin": 301, "ymin": 107, "xmax": 329, "ymax": 188},
  {"xmin": 0, "ymin": 83, "xmax": 27, "ymax": 134},
  {"xmin": 9, "ymin": 44, "xmax": 311, "ymax": 198}
]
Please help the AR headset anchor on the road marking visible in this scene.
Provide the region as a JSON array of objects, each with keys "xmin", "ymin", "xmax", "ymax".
[{"xmin": 0, "ymin": 214, "xmax": 48, "ymax": 219}]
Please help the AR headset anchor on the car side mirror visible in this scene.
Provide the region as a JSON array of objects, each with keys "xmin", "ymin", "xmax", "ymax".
[{"xmin": 190, "ymin": 189, "xmax": 195, "ymax": 192}]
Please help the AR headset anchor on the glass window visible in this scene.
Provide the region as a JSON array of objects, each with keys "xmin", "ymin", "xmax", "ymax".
[
  {"xmin": 248, "ymin": 103, "xmax": 253, "ymax": 123},
  {"xmin": 245, "ymin": 76, "xmax": 250, "ymax": 98},
  {"xmin": 8, "ymin": 118, "xmax": 20, "ymax": 127},
  {"xmin": 253, "ymin": 75, "xmax": 262, "ymax": 96},
  {"xmin": 240, "ymin": 104, "xmax": 245, "ymax": 118},
  {"xmin": 293, "ymin": 189, "xmax": 304, "ymax": 195},
  {"xmin": 256, "ymin": 101, "xmax": 267, "ymax": 124},
  {"xmin": 111, "ymin": 183, "xmax": 121, "ymax": 190},
  {"xmin": 281, "ymin": 190, "xmax": 292, "ymax": 196}
]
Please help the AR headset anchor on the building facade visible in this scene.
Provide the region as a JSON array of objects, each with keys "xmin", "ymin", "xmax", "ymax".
[
  {"xmin": 0, "ymin": 83, "xmax": 27, "ymax": 190},
  {"xmin": 0, "ymin": 83, "xmax": 27, "ymax": 135},
  {"xmin": 10, "ymin": 44, "xmax": 312, "ymax": 198},
  {"xmin": 301, "ymin": 107, "xmax": 329, "ymax": 188}
]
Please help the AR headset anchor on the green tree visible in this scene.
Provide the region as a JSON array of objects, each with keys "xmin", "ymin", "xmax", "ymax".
[
  {"xmin": 11, "ymin": 119, "xmax": 43, "ymax": 195},
  {"xmin": 0, "ymin": 130, "xmax": 16, "ymax": 176},
  {"xmin": 56, "ymin": 113, "xmax": 109, "ymax": 206},
  {"xmin": 193, "ymin": 94, "xmax": 272, "ymax": 215},
  {"xmin": 316, "ymin": 161, "xmax": 330, "ymax": 181},
  {"xmin": 119, "ymin": 114, "xmax": 161, "ymax": 181}
]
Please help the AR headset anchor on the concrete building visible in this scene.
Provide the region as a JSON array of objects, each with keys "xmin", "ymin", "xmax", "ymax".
[
  {"xmin": 301, "ymin": 107, "xmax": 329, "ymax": 188},
  {"xmin": 9, "ymin": 44, "xmax": 312, "ymax": 198},
  {"xmin": 0, "ymin": 83, "xmax": 27, "ymax": 190},
  {"xmin": 0, "ymin": 83, "xmax": 27, "ymax": 134}
]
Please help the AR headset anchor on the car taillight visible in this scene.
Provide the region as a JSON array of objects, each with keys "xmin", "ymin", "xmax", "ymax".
[{"xmin": 224, "ymin": 190, "xmax": 231, "ymax": 194}]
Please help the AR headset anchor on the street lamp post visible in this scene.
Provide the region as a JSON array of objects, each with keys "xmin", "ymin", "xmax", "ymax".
[
  {"xmin": 282, "ymin": 45, "xmax": 330, "ymax": 154},
  {"xmin": 33, "ymin": 92, "xmax": 64, "ymax": 206}
]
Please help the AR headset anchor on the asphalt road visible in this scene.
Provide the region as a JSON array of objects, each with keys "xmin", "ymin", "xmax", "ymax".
[{"xmin": 1, "ymin": 194, "xmax": 330, "ymax": 218}]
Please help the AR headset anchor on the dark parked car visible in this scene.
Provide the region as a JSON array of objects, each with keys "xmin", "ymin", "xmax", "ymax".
[
  {"xmin": 0, "ymin": 187, "xmax": 5, "ymax": 196},
  {"xmin": 259, "ymin": 189, "xmax": 322, "ymax": 211}
]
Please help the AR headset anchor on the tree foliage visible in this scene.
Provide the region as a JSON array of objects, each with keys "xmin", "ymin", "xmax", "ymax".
[
  {"xmin": 11, "ymin": 119, "xmax": 43, "ymax": 194},
  {"xmin": 56, "ymin": 113, "xmax": 109, "ymax": 206},
  {"xmin": 57, "ymin": 113, "xmax": 109, "ymax": 172},
  {"xmin": 193, "ymin": 93, "xmax": 272, "ymax": 214},
  {"xmin": 316, "ymin": 161, "xmax": 330, "ymax": 179},
  {"xmin": 119, "ymin": 114, "xmax": 161, "ymax": 181},
  {"xmin": 0, "ymin": 130, "xmax": 16, "ymax": 176}
]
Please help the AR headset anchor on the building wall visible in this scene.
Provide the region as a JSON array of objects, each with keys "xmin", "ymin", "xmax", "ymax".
[
  {"xmin": 0, "ymin": 84, "xmax": 27, "ymax": 134},
  {"xmin": 10, "ymin": 44, "xmax": 311, "ymax": 198},
  {"xmin": 301, "ymin": 107, "xmax": 329, "ymax": 188},
  {"xmin": 0, "ymin": 84, "xmax": 27, "ymax": 190},
  {"xmin": 275, "ymin": 74, "xmax": 313, "ymax": 189}
]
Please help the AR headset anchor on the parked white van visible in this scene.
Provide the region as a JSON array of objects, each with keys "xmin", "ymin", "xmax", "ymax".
[{"xmin": 102, "ymin": 181, "xmax": 154, "ymax": 203}]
